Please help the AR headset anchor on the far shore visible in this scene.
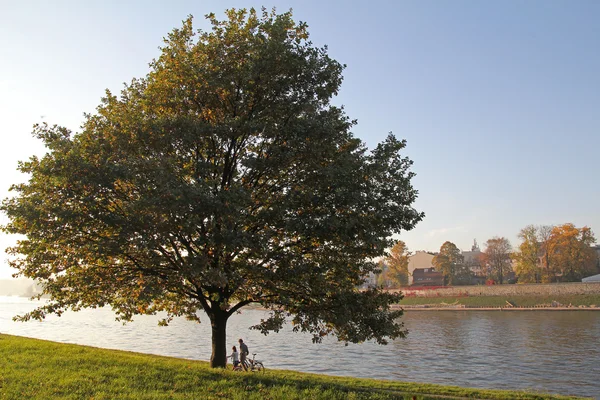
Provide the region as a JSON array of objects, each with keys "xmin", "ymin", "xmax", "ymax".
[
  {"xmin": 393, "ymin": 283, "xmax": 600, "ymax": 310},
  {"xmin": 396, "ymin": 305, "xmax": 600, "ymax": 311},
  {"xmin": 245, "ymin": 284, "xmax": 600, "ymax": 312}
]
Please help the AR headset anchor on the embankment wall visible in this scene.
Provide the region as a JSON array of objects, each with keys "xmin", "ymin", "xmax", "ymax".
[{"xmin": 393, "ymin": 282, "xmax": 600, "ymax": 297}]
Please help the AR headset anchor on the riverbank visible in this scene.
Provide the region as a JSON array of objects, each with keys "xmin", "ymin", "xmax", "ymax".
[
  {"xmin": 397, "ymin": 282, "xmax": 600, "ymax": 297},
  {"xmin": 395, "ymin": 285, "xmax": 600, "ymax": 310},
  {"xmin": 0, "ymin": 334, "xmax": 589, "ymax": 400},
  {"xmin": 397, "ymin": 294, "xmax": 600, "ymax": 310},
  {"xmin": 398, "ymin": 305, "xmax": 600, "ymax": 311}
]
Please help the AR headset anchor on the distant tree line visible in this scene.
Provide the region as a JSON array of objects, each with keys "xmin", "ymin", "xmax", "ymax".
[
  {"xmin": 512, "ymin": 224, "xmax": 597, "ymax": 283},
  {"xmin": 376, "ymin": 223, "xmax": 598, "ymax": 288}
]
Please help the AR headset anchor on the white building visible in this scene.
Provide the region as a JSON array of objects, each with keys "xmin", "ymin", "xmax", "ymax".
[
  {"xmin": 462, "ymin": 239, "xmax": 483, "ymax": 276},
  {"xmin": 408, "ymin": 251, "xmax": 435, "ymax": 285},
  {"xmin": 582, "ymin": 274, "xmax": 600, "ymax": 282}
]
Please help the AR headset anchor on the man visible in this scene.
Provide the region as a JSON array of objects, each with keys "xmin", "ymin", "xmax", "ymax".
[{"xmin": 238, "ymin": 338, "xmax": 249, "ymax": 371}]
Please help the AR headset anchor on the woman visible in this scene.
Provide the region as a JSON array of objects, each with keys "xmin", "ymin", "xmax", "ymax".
[{"xmin": 227, "ymin": 345, "xmax": 240, "ymax": 370}]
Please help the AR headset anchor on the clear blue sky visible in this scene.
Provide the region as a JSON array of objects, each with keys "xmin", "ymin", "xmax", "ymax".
[{"xmin": 1, "ymin": 0, "xmax": 599, "ymax": 278}]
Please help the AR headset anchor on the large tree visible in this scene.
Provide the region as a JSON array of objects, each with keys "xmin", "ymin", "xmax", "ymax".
[
  {"xmin": 432, "ymin": 241, "xmax": 467, "ymax": 285},
  {"xmin": 1, "ymin": 9, "xmax": 423, "ymax": 368},
  {"xmin": 481, "ymin": 237, "xmax": 512, "ymax": 284}
]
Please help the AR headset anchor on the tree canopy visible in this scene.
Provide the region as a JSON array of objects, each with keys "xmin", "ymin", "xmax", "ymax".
[
  {"xmin": 432, "ymin": 241, "xmax": 467, "ymax": 285},
  {"xmin": 481, "ymin": 237, "xmax": 512, "ymax": 284},
  {"xmin": 512, "ymin": 225, "xmax": 544, "ymax": 283},
  {"xmin": 512, "ymin": 224, "xmax": 597, "ymax": 283},
  {"xmin": 546, "ymin": 224, "xmax": 596, "ymax": 282},
  {"xmin": 512, "ymin": 225, "xmax": 548, "ymax": 283},
  {"xmin": 1, "ymin": 8, "xmax": 424, "ymax": 368}
]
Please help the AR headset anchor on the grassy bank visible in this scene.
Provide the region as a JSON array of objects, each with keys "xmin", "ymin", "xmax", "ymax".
[
  {"xmin": 399, "ymin": 294, "xmax": 600, "ymax": 308},
  {"xmin": 0, "ymin": 334, "xmax": 588, "ymax": 399}
]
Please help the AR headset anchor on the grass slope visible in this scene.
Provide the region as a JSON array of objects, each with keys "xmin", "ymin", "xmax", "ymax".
[{"xmin": 0, "ymin": 334, "xmax": 589, "ymax": 399}]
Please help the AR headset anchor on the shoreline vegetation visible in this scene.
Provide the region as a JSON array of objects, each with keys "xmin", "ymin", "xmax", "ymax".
[
  {"xmin": 0, "ymin": 334, "xmax": 590, "ymax": 400},
  {"xmin": 397, "ymin": 294, "xmax": 600, "ymax": 311}
]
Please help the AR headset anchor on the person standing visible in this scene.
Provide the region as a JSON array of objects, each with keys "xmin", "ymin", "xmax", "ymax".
[
  {"xmin": 238, "ymin": 338, "xmax": 249, "ymax": 371},
  {"xmin": 227, "ymin": 345, "xmax": 240, "ymax": 370}
]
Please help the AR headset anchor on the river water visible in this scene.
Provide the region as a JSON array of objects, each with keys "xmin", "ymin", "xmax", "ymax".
[{"xmin": 1, "ymin": 296, "xmax": 598, "ymax": 399}]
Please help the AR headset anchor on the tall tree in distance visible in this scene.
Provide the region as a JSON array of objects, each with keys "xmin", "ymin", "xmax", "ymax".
[
  {"xmin": 512, "ymin": 225, "xmax": 543, "ymax": 283},
  {"xmin": 382, "ymin": 240, "xmax": 411, "ymax": 287},
  {"xmin": 432, "ymin": 241, "xmax": 466, "ymax": 285},
  {"xmin": 513, "ymin": 224, "xmax": 597, "ymax": 283},
  {"xmin": 537, "ymin": 225, "xmax": 555, "ymax": 283},
  {"xmin": 1, "ymin": 9, "xmax": 424, "ymax": 368},
  {"xmin": 547, "ymin": 224, "xmax": 597, "ymax": 282},
  {"xmin": 481, "ymin": 237, "xmax": 512, "ymax": 284}
]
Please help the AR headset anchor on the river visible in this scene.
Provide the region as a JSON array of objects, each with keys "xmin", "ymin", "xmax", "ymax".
[{"xmin": 1, "ymin": 296, "xmax": 598, "ymax": 399}]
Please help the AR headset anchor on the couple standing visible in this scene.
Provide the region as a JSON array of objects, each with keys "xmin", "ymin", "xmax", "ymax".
[{"xmin": 228, "ymin": 338, "xmax": 249, "ymax": 370}]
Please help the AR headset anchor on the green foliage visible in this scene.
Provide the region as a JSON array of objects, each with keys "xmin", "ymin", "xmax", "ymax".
[
  {"xmin": 0, "ymin": 335, "xmax": 584, "ymax": 399},
  {"xmin": 432, "ymin": 241, "xmax": 468, "ymax": 285},
  {"xmin": 1, "ymin": 8, "xmax": 423, "ymax": 367}
]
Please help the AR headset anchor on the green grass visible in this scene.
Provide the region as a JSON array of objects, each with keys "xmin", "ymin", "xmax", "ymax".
[
  {"xmin": 0, "ymin": 334, "xmax": 589, "ymax": 399},
  {"xmin": 399, "ymin": 294, "xmax": 600, "ymax": 308}
]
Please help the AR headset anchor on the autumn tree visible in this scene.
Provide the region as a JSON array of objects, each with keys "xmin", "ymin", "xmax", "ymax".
[
  {"xmin": 537, "ymin": 225, "xmax": 555, "ymax": 283},
  {"xmin": 481, "ymin": 237, "xmax": 512, "ymax": 284},
  {"xmin": 512, "ymin": 225, "xmax": 543, "ymax": 283},
  {"xmin": 432, "ymin": 241, "xmax": 468, "ymax": 285},
  {"xmin": 513, "ymin": 224, "xmax": 597, "ymax": 283},
  {"xmin": 1, "ymin": 9, "xmax": 424, "ymax": 368},
  {"xmin": 547, "ymin": 224, "xmax": 597, "ymax": 282},
  {"xmin": 380, "ymin": 240, "xmax": 410, "ymax": 287}
]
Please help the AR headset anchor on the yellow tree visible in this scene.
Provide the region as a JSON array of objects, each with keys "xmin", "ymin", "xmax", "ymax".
[
  {"xmin": 512, "ymin": 225, "xmax": 543, "ymax": 283},
  {"xmin": 547, "ymin": 224, "xmax": 597, "ymax": 282},
  {"xmin": 382, "ymin": 240, "xmax": 410, "ymax": 287}
]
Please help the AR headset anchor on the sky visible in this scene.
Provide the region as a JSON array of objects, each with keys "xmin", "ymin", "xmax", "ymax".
[{"xmin": 1, "ymin": 0, "xmax": 599, "ymax": 279}]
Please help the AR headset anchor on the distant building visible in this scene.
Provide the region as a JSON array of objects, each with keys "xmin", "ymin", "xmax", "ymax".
[
  {"xmin": 408, "ymin": 251, "xmax": 435, "ymax": 285},
  {"xmin": 412, "ymin": 268, "xmax": 444, "ymax": 286},
  {"xmin": 362, "ymin": 270, "xmax": 378, "ymax": 288},
  {"xmin": 594, "ymin": 245, "xmax": 600, "ymax": 270},
  {"xmin": 462, "ymin": 239, "xmax": 484, "ymax": 276},
  {"xmin": 582, "ymin": 274, "xmax": 600, "ymax": 283}
]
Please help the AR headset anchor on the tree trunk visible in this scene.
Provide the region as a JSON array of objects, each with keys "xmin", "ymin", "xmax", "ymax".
[{"xmin": 209, "ymin": 309, "xmax": 229, "ymax": 368}]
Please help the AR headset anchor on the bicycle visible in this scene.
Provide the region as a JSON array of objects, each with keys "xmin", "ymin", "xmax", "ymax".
[
  {"xmin": 232, "ymin": 362, "xmax": 243, "ymax": 372},
  {"xmin": 242, "ymin": 353, "xmax": 265, "ymax": 372}
]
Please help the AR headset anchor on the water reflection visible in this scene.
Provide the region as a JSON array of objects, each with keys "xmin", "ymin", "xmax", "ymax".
[{"xmin": 1, "ymin": 297, "xmax": 598, "ymax": 399}]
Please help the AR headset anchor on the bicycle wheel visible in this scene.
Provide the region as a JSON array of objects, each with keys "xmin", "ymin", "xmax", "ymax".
[{"xmin": 253, "ymin": 362, "xmax": 265, "ymax": 372}]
